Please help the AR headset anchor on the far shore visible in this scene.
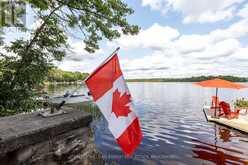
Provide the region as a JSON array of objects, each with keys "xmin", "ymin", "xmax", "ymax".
[
  {"xmin": 43, "ymin": 76, "xmax": 248, "ymax": 85},
  {"xmin": 126, "ymin": 76, "xmax": 248, "ymax": 83}
]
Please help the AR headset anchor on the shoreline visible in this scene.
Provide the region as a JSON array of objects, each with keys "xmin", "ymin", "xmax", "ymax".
[
  {"xmin": 44, "ymin": 81, "xmax": 247, "ymax": 84},
  {"xmin": 44, "ymin": 81, "xmax": 85, "ymax": 85}
]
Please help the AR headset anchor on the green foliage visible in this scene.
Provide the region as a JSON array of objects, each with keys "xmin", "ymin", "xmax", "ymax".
[
  {"xmin": 128, "ymin": 75, "xmax": 248, "ymax": 82},
  {"xmin": 0, "ymin": 0, "xmax": 139, "ymax": 116},
  {"xmin": 0, "ymin": 13, "xmax": 67, "ymax": 115},
  {"xmin": 235, "ymin": 98, "xmax": 248, "ymax": 109},
  {"xmin": 66, "ymin": 102, "xmax": 101, "ymax": 119},
  {"xmin": 0, "ymin": 1, "xmax": 26, "ymax": 27},
  {"xmin": 47, "ymin": 68, "xmax": 89, "ymax": 82},
  {"xmin": 24, "ymin": 0, "xmax": 139, "ymax": 52}
]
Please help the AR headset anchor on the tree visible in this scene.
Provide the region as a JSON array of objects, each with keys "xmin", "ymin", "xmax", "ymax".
[{"xmin": 0, "ymin": 0, "xmax": 139, "ymax": 116}]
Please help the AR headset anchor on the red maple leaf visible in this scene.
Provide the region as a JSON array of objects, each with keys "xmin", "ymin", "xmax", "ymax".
[{"xmin": 112, "ymin": 89, "xmax": 132, "ymax": 118}]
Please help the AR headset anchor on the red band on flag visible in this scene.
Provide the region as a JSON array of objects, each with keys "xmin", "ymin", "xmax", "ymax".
[
  {"xmin": 85, "ymin": 54, "xmax": 122, "ymax": 101},
  {"xmin": 116, "ymin": 118, "xmax": 143, "ymax": 157}
]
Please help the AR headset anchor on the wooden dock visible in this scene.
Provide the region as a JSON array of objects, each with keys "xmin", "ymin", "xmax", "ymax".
[{"xmin": 203, "ymin": 106, "xmax": 248, "ymax": 133}]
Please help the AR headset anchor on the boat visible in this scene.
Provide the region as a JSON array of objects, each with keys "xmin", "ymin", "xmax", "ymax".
[
  {"xmin": 50, "ymin": 94, "xmax": 92, "ymax": 104},
  {"xmin": 53, "ymin": 94, "xmax": 86, "ymax": 99}
]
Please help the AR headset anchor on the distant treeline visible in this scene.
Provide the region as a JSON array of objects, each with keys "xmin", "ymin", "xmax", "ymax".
[
  {"xmin": 127, "ymin": 76, "xmax": 248, "ymax": 82},
  {"xmin": 46, "ymin": 68, "xmax": 89, "ymax": 82}
]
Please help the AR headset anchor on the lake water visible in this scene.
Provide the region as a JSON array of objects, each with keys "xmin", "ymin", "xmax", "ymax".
[{"xmin": 46, "ymin": 82, "xmax": 248, "ymax": 165}]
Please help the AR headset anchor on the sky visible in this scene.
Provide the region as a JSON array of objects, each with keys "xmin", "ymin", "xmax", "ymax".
[{"xmin": 3, "ymin": 0, "xmax": 248, "ymax": 78}]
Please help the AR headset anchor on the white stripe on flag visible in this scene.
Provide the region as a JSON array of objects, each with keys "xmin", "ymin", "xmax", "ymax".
[{"xmin": 95, "ymin": 76, "xmax": 137, "ymax": 138}]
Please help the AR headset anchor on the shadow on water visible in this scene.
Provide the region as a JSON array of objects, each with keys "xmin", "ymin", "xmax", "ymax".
[{"xmin": 46, "ymin": 83, "xmax": 248, "ymax": 165}]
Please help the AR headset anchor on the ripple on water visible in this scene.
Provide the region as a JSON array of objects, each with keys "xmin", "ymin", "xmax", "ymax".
[{"xmin": 47, "ymin": 82, "xmax": 248, "ymax": 164}]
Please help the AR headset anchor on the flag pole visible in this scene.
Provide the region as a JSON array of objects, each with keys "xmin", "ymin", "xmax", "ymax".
[
  {"xmin": 84, "ymin": 47, "xmax": 120, "ymax": 82},
  {"xmin": 56, "ymin": 47, "xmax": 120, "ymax": 111},
  {"xmin": 41, "ymin": 47, "xmax": 120, "ymax": 116}
]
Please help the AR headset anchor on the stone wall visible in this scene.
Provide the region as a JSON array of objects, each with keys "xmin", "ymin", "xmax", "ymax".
[{"xmin": 0, "ymin": 108, "xmax": 104, "ymax": 165}]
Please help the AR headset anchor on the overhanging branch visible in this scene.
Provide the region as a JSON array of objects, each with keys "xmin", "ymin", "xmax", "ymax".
[{"xmin": 25, "ymin": 3, "xmax": 64, "ymax": 52}]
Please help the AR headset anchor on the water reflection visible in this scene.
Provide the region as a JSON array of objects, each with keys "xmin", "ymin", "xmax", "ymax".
[
  {"xmin": 46, "ymin": 83, "xmax": 248, "ymax": 165},
  {"xmin": 44, "ymin": 84, "xmax": 88, "ymax": 97},
  {"xmin": 218, "ymin": 127, "xmax": 233, "ymax": 142},
  {"xmin": 191, "ymin": 123, "xmax": 248, "ymax": 165},
  {"xmin": 192, "ymin": 138, "xmax": 247, "ymax": 164}
]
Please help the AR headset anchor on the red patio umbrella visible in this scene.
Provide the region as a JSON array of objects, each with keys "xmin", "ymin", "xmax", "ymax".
[{"xmin": 194, "ymin": 78, "xmax": 246, "ymax": 117}]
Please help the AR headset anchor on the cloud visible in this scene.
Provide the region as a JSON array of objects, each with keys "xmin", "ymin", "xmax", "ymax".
[
  {"xmin": 238, "ymin": 3, "xmax": 248, "ymax": 18},
  {"xmin": 141, "ymin": 0, "xmax": 245, "ymax": 23},
  {"xmin": 63, "ymin": 38, "xmax": 103, "ymax": 62},
  {"xmin": 231, "ymin": 47, "xmax": 248, "ymax": 60},
  {"xmin": 189, "ymin": 39, "xmax": 240, "ymax": 60},
  {"xmin": 122, "ymin": 53, "xmax": 172, "ymax": 72},
  {"xmin": 141, "ymin": 0, "xmax": 170, "ymax": 14},
  {"xmin": 114, "ymin": 17, "xmax": 248, "ymax": 53},
  {"xmin": 107, "ymin": 18, "xmax": 248, "ymax": 78},
  {"xmin": 124, "ymin": 66, "xmax": 169, "ymax": 72},
  {"xmin": 55, "ymin": 6, "xmax": 248, "ymax": 78},
  {"xmin": 56, "ymin": 38, "xmax": 104, "ymax": 72},
  {"xmin": 173, "ymin": 34, "xmax": 210, "ymax": 54},
  {"xmin": 120, "ymin": 53, "xmax": 184, "ymax": 78},
  {"xmin": 112, "ymin": 23, "xmax": 179, "ymax": 50},
  {"xmin": 209, "ymin": 19, "xmax": 248, "ymax": 41}
]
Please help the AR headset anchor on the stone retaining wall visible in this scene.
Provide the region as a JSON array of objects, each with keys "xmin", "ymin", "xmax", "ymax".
[{"xmin": 0, "ymin": 108, "xmax": 104, "ymax": 165}]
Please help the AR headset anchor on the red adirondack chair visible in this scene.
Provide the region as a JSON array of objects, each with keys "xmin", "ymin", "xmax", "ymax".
[
  {"xmin": 211, "ymin": 96, "xmax": 220, "ymax": 109},
  {"xmin": 211, "ymin": 96, "xmax": 222, "ymax": 116},
  {"xmin": 219, "ymin": 101, "xmax": 240, "ymax": 119}
]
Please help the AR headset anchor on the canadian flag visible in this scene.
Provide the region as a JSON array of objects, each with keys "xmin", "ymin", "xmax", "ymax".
[{"xmin": 85, "ymin": 53, "xmax": 142, "ymax": 157}]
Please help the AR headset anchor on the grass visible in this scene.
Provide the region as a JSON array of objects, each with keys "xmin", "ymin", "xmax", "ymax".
[{"xmin": 65, "ymin": 101, "xmax": 102, "ymax": 119}]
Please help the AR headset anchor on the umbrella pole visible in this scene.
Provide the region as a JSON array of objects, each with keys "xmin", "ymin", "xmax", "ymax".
[{"xmin": 215, "ymin": 88, "xmax": 218, "ymax": 117}]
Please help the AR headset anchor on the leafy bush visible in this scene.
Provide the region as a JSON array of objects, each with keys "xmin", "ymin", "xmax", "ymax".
[
  {"xmin": 0, "ymin": 0, "xmax": 138, "ymax": 116},
  {"xmin": 47, "ymin": 68, "xmax": 89, "ymax": 82},
  {"xmin": 235, "ymin": 98, "xmax": 248, "ymax": 108}
]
